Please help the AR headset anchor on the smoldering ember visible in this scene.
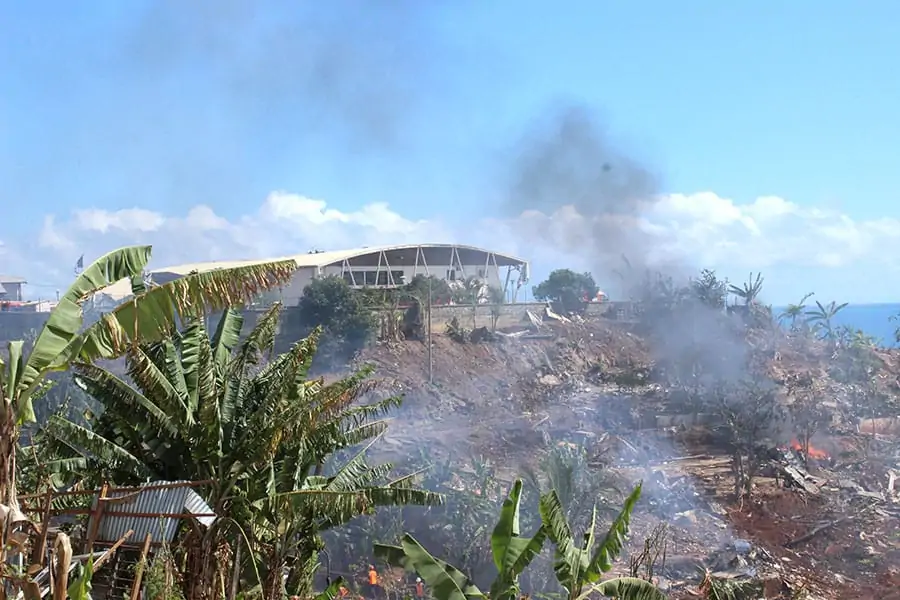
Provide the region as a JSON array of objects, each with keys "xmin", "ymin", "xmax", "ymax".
[{"xmin": 2, "ymin": 247, "xmax": 900, "ymax": 600}]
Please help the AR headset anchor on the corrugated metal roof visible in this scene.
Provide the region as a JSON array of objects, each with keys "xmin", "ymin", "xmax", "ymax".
[
  {"xmin": 92, "ymin": 481, "xmax": 215, "ymax": 544},
  {"xmin": 0, "ymin": 275, "xmax": 26, "ymax": 283}
]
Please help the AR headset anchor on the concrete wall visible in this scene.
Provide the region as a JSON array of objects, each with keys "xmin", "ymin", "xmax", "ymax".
[{"xmin": 0, "ymin": 312, "xmax": 51, "ymax": 341}]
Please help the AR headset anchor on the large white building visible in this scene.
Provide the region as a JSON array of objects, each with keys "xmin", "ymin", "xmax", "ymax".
[{"xmin": 101, "ymin": 244, "xmax": 530, "ymax": 305}]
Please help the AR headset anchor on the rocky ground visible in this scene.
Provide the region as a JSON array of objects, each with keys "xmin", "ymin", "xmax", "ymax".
[{"xmin": 344, "ymin": 311, "xmax": 900, "ymax": 599}]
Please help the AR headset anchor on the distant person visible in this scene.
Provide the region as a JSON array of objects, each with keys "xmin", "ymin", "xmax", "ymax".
[
  {"xmin": 415, "ymin": 577, "xmax": 425, "ymax": 599},
  {"xmin": 367, "ymin": 565, "xmax": 381, "ymax": 599}
]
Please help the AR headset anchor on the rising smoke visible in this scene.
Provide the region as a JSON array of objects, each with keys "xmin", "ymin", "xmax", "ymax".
[{"xmin": 502, "ymin": 104, "xmax": 683, "ymax": 296}]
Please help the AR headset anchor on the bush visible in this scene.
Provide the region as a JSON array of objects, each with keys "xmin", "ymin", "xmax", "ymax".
[
  {"xmin": 291, "ymin": 276, "xmax": 376, "ymax": 360},
  {"xmin": 532, "ymin": 269, "xmax": 598, "ymax": 313}
]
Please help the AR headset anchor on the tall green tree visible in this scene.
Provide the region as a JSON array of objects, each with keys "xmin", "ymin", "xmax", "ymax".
[{"xmin": 0, "ymin": 245, "xmax": 296, "ymax": 507}]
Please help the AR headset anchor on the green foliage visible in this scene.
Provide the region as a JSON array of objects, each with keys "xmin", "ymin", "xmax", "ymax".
[
  {"xmin": 0, "ymin": 245, "xmax": 296, "ymax": 504},
  {"xmin": 532, "ymin": 270, "xmax": 598, "ymax": 313},
  {"xmin": 35, "ymin": 305, "xmax": 437, "ymax": 600},
  {"xmin": 690, "ymin": 269, "xmax": 729, "ymax": 310},
  {"xmin": 375, "ymin": 480, "xmax": 664, "ymax": 600},
  {"xmin": 804, "ymin": 299, "xmax": 848, "ymax": 342},
  {"xmin": 292, "ymin": 276, "xmax": 377, "ymax": 359},
  {"xmin": 728, "ymin": 272, "xmax": 764, "ymax": 306},
  {"xmin": 67, "ymin": 554, "xmax": 95, "ymax": 600},
  {"xmin": 405, "ymin": 275, "xmax": 454, "ymax": 305},
  {"xmin": 779, "ymin": 292, "xmax": 814, "ymax": 331}
]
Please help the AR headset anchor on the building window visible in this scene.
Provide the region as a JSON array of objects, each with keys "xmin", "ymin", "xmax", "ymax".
[
  {"xmin": 343, "ymin": 271, "xmax": 355, "ymax": 285},
  {"xmin": 376, "ymin": 271, "xmax": 389, "ymax": 286},
  {"xmin": 364, "ymin": 271, "xmax": 378, "ymax": 286},
  {"xmin": 391, "ymin": 270, "xmax": 405, "ymax": 285},
  {"xmin": 447, "ymin": 269, "xmax": 456, "ymax": 281}
]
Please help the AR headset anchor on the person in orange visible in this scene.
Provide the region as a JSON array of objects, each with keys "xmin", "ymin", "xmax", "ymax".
[
  {"xmin": 366, "ymin": 565, "xmax": 380, "ymax": 599},
  {"xmin": 339, "ymin": 585, "xmax": 350, "ymax": 599},
  {"xmin": 415, "ymin": 577, "xmax": 425, "ymax": 599}
]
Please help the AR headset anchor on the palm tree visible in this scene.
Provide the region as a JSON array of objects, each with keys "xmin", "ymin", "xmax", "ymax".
[
  {"xmin": 804, "ymin": 300, "xmax": 849, "ymax": 342},
  {"xmin": 0, "ymin": 245, "xmax": 296, "ymax": 507},
  {"xmin": 778, "ymin": 292, "xmax": 814, "ymax": 331},
  {"xmin": 40, "ymin": 305, "xmax": 439, "ymax": 600},
  {"xmin": 728, "ymin": 272, "xmax": 764, "ymax": 306}
]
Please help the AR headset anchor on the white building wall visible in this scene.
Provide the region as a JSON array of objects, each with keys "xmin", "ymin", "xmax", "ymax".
[
  {"xmin": 279, "ymin": 267, "xmax": 316, "ymax": 306},
  {"xmin": 320, "ymin": 263, "xmax": 504, "ymax": 289},
  {"xmin": 271, "ymin": 263, "xmax": 511, "ymax": 306}
]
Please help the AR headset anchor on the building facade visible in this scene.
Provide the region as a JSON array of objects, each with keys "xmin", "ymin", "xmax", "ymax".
[
  {"xmin": 0, "ymin": 275, "xmax": 26, "ymax": 302},
  {"xmin": 100, "ymin": 244, "xmax": 531, "ymax": 305}
]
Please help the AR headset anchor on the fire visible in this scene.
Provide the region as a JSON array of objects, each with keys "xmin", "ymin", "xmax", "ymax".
[{"xmin": 788, "ymin": 438, "xmax": 829, "ymax": 460}]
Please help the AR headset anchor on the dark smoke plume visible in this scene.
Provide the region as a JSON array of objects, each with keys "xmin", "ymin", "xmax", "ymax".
[
  {"xmin": 503, "ymin": 105, "xmax": 682, "ymax": 295},
  {"xmin": 120, "ymin": 0, "xmax": 443, "ymax": 148}
]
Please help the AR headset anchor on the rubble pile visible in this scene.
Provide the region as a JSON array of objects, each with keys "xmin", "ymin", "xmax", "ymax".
[{"xmin": 350, "ymin": 310, "xmax": 900, "ymax": 598}]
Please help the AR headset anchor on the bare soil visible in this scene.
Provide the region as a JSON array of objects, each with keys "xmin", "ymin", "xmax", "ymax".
[{"xmin": 343, "ymin": 316, "xmax": 900, "ymax": 599}]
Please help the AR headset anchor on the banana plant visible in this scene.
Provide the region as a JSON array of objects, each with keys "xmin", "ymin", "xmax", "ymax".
[
  {"xmin": 374, "ymin": 479, "xmax": 545, "ymax": 600},
  {"xmin": 539, "ymin": 482, "xmax": 665, "ymax": 600},
  {"xmin": 0, "ymin": 245, "xmax": 296, "ymax": 506}
]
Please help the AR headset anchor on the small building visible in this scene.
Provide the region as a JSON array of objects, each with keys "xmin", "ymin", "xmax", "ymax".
[
  {"xmin": 100, "ymin": 244, "xmax": 530, "ymax": 305},
  {"xmin": 0, "ymin": 275, "xmax": 26, "ymax": 302}
]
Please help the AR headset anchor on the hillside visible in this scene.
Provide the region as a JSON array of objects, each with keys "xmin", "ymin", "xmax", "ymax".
[{"xmin": 343, "ymin": 311, "xmax": 900, "ymax": 600}]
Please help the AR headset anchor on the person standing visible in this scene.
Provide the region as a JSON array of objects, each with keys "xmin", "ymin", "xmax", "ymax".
[
  {"xmin": 367, "ymin": 565, "xmax": 380, "ymax": 599},
  {"xmin": 415, "ymin": 577, "xmax": 425, "ymax": 599}
]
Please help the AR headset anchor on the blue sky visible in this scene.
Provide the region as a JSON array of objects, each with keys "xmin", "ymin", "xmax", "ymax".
[{"xmin": 2, "ymin": 1, "xmax": 900, "ymax": 304}]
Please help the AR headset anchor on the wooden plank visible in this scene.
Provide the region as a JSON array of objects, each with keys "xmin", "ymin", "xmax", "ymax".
[{"xmin": 129, "ymin": 533, "xmax": 153, "ymax": 600}]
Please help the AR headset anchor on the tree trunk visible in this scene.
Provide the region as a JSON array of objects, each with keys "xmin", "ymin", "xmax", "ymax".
[
  {"xmin": 0, "ymin": 411, "xmax": 18, "ymax": 507},
  {"xmin": 262, "ymin": 556, "xmax": 287, "ymax": 600},
  {"xmin": 184, "ymin": 526, "xmax": 224, "ymax": 600}
]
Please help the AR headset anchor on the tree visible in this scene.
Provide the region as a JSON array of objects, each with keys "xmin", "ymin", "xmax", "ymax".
[
  {"xmin": 532, "ymin": 270, "xmax": 598, "ymax": 314},
  {"xmin": 39, "ymin": 305, "xmax": 438, "ymax": 600},
  {"xmin": 405, "ymin": 275, "xmax": 453, "ymax": 305},
  {"xmin": 690, "ymin": 269, "xmax": 728, "ymax": 310},
  {"xmin": 728, "ymin": 272, "xmax": 764, "ymax": 306},
  {"xmin": 487, "ymin": 286, "xmax": 506, "ymax": 331},
  {"xmin": 292, "ymin": 276, "xmax": 376, "ymax": 360},
  {"xmin": 779, "ymin": 292, "xmax": 814, "ymax": 331},
  {"xmin": 0, "ymin": 245, "xmax": 296, "ymax": 507},
  {"xmin": 712, "ymin": 379, "xmax": 783, "ymax": 499},
  {"xmin": 805, "ymin": 300, "xmax": 849, "ymax": 344}
]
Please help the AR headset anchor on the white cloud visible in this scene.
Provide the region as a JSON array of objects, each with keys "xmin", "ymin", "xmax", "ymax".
[{"xmin": 7, "ymin": 190, "xmax": 900, "ymax": 303}]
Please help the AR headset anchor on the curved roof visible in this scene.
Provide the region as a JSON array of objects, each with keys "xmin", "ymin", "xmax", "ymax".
[{"xmin": 97, "ymin": 244, "xmax": 528, "ymax": 300}]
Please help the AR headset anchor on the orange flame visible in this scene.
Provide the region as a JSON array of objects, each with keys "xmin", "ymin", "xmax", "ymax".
[{"xmin": 789, "ymin": 439, "xmax": 829, "ymax": 460}]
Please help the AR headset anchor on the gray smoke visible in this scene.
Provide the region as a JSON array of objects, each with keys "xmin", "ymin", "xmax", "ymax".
[
  {"xmin": 7, "ymin": 0, "xmax": 458, "ymax": 220},
  {"xmin": 503, "ymin": 104, "xmax": 683, "ymax": 294},
  {"xmin": 119, "ymin": 0, "xmax": 443, "ymax": 148}
]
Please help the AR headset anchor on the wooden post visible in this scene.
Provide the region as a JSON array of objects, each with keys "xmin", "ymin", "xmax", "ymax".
[
  {"xmin": 83, "ymin": 482, "xmax": 109, "ymax": 553},
  {"xmin": 130, "ymin": 533, "xmax": 153, "ymax": 600},
  {"xmin": 31, "ymin": 490, "xmax": 53, "ymax": 566},
  {"xmin": 427, "ymin": 278, "xmax": 433, "ymax": 384}
]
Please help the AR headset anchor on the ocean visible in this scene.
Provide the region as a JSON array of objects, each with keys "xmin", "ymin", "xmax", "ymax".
[{"xmin": 772, "ymin": 302, "xmax": 900, "ymax": 347}]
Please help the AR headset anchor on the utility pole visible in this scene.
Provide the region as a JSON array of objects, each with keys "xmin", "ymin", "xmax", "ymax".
[{"xmin": 427, "ymin": 278, "xmax": 433, "ymax": 384}]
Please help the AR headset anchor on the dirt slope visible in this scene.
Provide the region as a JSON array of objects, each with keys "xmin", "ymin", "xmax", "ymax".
[{"xmin": 344, "ymin": 315, "xmax": 900, "ymax": 599}]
